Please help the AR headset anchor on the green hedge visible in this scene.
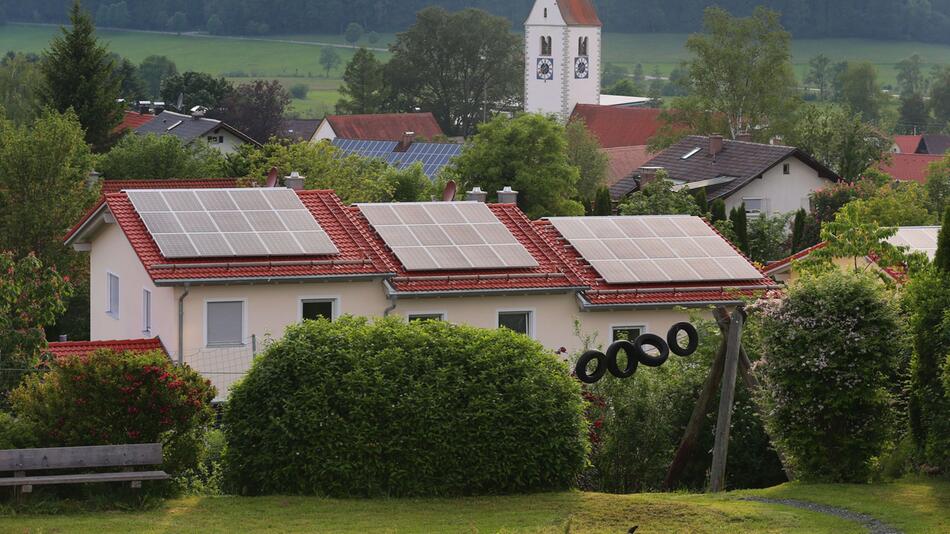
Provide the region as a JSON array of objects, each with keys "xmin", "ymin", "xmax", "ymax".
[{"xmin": 223, "ymin": 316, "xmax": 588, "ymax": 497}]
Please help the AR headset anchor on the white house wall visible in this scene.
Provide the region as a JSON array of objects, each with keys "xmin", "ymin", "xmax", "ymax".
[
  {"xmin": 311, "ymin": 120, "xmax": 336, "ymax": 142},
  {"xmin": 723, "ymin": 156, "xmax": 832, "ymax": 217}
]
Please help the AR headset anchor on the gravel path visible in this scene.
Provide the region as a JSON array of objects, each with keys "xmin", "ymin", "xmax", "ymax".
[{"xmin": 740, "ymin": 497, "xmax": 903, "ymax": 534}]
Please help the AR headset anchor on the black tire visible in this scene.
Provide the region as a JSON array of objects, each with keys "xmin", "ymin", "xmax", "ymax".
[
  {"xmin": 606, "ymin": 340, "xmax": 639, "ymax": 378},
  {"xmin": 667, "ymin": 322, "xmax": 699, "ymax": 357},
  {"xmin": 633, "ymin": 334, "xmax": 669, "ymax": 367},
  {"xmin": 576, "ymin": 350, "xmax": 607, "ymax": 384}
]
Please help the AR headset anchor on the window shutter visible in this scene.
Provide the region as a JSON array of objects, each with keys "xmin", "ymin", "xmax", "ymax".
[{"xmin": 207, "ymin": 301, "xmax": 244, "ymax": 345}]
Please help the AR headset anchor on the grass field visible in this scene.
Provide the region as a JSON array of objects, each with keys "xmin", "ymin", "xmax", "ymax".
[
  {"xmin": 2, "ymin": 24, "xmax": 949, "ymax": 116},
  {"xmin": 1, "ymin": 478, "xmax": 946, "ymax": 533}
]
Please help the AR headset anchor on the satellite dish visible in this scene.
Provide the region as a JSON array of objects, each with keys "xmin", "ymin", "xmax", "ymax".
[
  {"xmin": 442, "ymin": 180, "xmax": 457, "ymax": 202},
  {"xmin": 265, "ymin": 167, "xmax": 279, "ymax": 188}
]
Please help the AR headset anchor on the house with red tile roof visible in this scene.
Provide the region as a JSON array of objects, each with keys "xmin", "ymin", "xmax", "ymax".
[
  {"xmin": 877, "ymin": 153, "xmax": 943, "ymax": 184},
  {"xmin": 569, "ymin": 105, "xmax": 665, "ymax": 149},
  {"xmin": 892, "ymin": 135, "xmax": 923, "ymax": 154},
  {"xmin": 45, "ymin": 338, "xmax": 168, "ymax": 359},
  {"xmin": 114, "ymin": 111, "xmax": 157, "ymax": 134},
  {"xmin": 65, "ymin": 183, "xmax": 772, "ymax": 399},
  {"xmin": 313, "ymin": 113, "xmax": 444, "ymax": 143}
]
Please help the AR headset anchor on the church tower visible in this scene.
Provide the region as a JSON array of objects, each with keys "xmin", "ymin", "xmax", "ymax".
[{"xmin": 524, "ymin": 0, "xmax": 602, "ymax": 119}]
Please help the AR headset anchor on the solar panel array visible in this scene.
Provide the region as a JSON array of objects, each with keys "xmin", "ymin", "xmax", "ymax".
[
  {"xmin": 359, "ymin": 202, "xmax": 539, "ymax": 271},
  {"xmin": 887, "ymin": 227, "xmax": 939, "ymax": 259},
  {"xmin": 548, "ymin": 216, "xmax": 762, "ymax": 284},
  {"xmin": 126, "ymin": 189, "xmax": 339, "ymax": 259},
  {"xmin": 332, "ymin": 139, "xmax": 463, "ymax": 178}
]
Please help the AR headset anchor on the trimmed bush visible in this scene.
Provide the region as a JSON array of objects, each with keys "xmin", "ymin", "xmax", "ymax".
[
  {"xmin": 223, "ymin": 316, "xmax": 587, "ymax": 497},
  {"xmin": 10, "ymin": 350, "xmax": 216, "ymax": 474},
  {"xmin": 755, "ymin": 270, "xmax": 899, "ymax": 482}
]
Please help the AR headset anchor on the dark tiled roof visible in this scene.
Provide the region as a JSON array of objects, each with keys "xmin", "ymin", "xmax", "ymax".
[
  {"xmin": 134, "ymin": 111, "xmax": 258, "ymax": 146},
  {"xmin": 278, "ymin": 119, "xmax": 321, "ymax": 141},
  {"xmin": 920, "ymin": 134, "xmax": 950, "ymax": 155},
  {"xmin": 614, "ymin": 135, "xmax": 840, "ymax": 200},
  {"xmin": 558, "ymin": 0, "xmax": 602, "ymax": 26},
  {"xmin": 570, "ymin": 105, "xmax": 664, "ymax": 148},
  {"xmin": 324, "ymin": 113, "xmax": 444, "ymax": 141}
]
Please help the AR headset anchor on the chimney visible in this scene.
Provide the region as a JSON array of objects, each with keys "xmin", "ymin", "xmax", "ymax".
[
  {"xmin": 396, "ymin": 131, "xmax": 416, "ymax": 152},
  {"xmin": 736, "ymin": 132, "xmax": 752, "ymax": 142},
  {"xmin": 465, "ymin": 186, "xmax": 488, "ymax": 203},
  {"xmin": 86, "ymin": 170, "xmax": 102, "ymax": 191},
  {"xmin": 58, "ymin": 334, "xmax": 67, "ymax": 342},
  {"xmin": 709, "ymin": 135, "xmax": 724, "ymax": 159},
  {"xmin": 638, "ymin": 166, "xmax": 663, "ymax": 187},
  {"xmin": 497, "ymin": 186, "xmax": 518, "ymax": 204},
  {"xmin": 285, "ymin": 171, "xmax": 305, "ymax": 190}
]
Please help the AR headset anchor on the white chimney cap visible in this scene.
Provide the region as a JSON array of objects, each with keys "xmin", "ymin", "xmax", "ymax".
[{"xmin": 470, "ymin": 186, "xmax": 484, "ymax": 193}]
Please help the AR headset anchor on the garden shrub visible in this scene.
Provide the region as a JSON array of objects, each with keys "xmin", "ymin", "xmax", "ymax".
[
  {"xmin": 10, "ymin": 350, "xmax": 216, "ymax": 474},
  {"xmin": 223, "ymin": 316, "xmax": 587, "ymax": 497},
  {"xmin": 755, "ymin": 270, "xmax": 899, "ymax": 482},
  {"xmin": 0, "ymin": 412, "xmax": 37, "ymax": 449}
]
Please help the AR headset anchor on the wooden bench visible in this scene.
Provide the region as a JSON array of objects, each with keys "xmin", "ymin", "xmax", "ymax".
[{"xmin": 0, "ymin": 443, "xmax": 170, "ymax": 495}]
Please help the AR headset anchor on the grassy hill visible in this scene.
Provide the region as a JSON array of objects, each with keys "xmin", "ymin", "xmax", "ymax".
[{"xmin": 2, "ymin": 24, "xmax": 949, "ymax": 117}]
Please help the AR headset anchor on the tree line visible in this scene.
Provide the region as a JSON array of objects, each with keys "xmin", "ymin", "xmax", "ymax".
[{"xmin": 4, "ymin": 0, "xmax": 950, "ymax": 44}]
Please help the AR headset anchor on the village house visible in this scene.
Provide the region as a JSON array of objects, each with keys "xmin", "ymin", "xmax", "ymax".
[
  {"xmin": 312, "ymin": 112, "xmax": 445, "ymax": 143},
  {"xmin": 64, "ymin": 180, "xmax": 772, "ymax": 400},
  {"xmin": 133, "ymin": 109, "xmax": 259, "ymax": 154}
]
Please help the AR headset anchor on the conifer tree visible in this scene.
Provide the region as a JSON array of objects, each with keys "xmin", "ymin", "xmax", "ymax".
[
  {"xmin": 336, "ymin": 48, "xmax": 387, "ymax": 115},
  {"xmin": 692, "ymin": 187, "xmax": 708, "ymax": 214},
  {"xmin": 791, "ymin": 208, "xmax": 807, "ymax": 253},
  {"xmin": 935, "ymin": 207, "xmax": 950, "ymax": 272},
  {"xmin": 729, "ymin": 204, "xmax": 750, "ymax": 254},
  {"xmin": 710, "ymin": 198, "xmax": 727, "ymax": 222},
  {"xmin": 593, "ymin": 186, "xmax": 613, "ymax": 216},
  {"xmin": 40, "ymin": 1, "xmax": 122, "ymax": 150}
]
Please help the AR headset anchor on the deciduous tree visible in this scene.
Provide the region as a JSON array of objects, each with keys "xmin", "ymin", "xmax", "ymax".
[
  {"xmin": 161, "ymin": 71, "xmax": 234, "ymax": 114},
  {"xmin": 97, "ymin": 133, "xmax": 226, "ymax": 180},
  {"xmin": 836, "ymin": 62, "xmax": 887, "ymax": 123},
  {"xmin": 565, "ymin": 120, "xmax": 608, "ymax": 201},
  {"xmin": 925, "ymin": 153, "xmax": 950, "ymax": 215},
  {"xmin": 319, "ymin": 47, "xmax": 341, "ymax": 78},
  {"xmin": 805, "ymin": 53, "xmax": 831, "ymax": 100},
  {"xmin": 344, "ymin": 22, "xmax": 364, "ymax": 44},
  {"xmin": 618, "ymin": 175, "xmax": 701, "ymax": 216},
  {"xmin": 0, "ymin": 54, "xmax": 42, "ymax": 125},
  {"xmin": 139, "ymin": 55, "xmax": 177, "ymax": 99},
  {"xmin": 219, "ymin": 79, "xmax": 291, "ymax": 143}
]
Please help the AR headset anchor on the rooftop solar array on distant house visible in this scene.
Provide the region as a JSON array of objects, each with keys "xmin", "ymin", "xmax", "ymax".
[
  {"xmin": 887, "ymin": 227, "xmax": 940, "ymax": 259},
  {"xmin": 359, "ymin": 202, "xmax": 539, "ymax": 271},
  {"xmin": 548, "ymin": 216, "xmax": 762, "ymax": 284},
  {"xmin": 126, "ymin": 189, "xmax": 338, "ymax": 258},
  {"xmin": 332, "ymin": 139, "xmax": 463, "ymax": 178}
]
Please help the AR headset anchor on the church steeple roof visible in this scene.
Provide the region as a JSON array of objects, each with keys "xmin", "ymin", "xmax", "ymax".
[{"xmin": 558, "ymin": 0, "xmax": 602, "ymax": 27}]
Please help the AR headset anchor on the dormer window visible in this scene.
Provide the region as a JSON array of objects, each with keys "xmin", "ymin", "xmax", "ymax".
[
  {"xmin": 579, "ymin": 37, "xmax": 589, "ymax": 57},
  {"xmin": 540, "ymin": 36, "xmax": 552, "ymax": 56}
]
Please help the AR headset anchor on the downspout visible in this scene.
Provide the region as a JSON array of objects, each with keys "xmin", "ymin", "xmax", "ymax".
[
  {"xmin": 177, "ymin": 283, "xmax": 190, "ymax": 365},
  {"xmin": 383, "ymin": 279, "xmax": 398, "ymax": 316}
]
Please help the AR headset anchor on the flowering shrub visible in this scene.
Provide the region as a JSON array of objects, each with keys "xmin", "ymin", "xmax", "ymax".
[
  {"xmin": 754, "ymin": 270, "xmax": 899, "ymax": 482},
  {"xmin": 223, "ymin": 316, "xmax": 587, "ymax": 497},
  {"xmin": 9, "ymin": 350, "xmax": 216, "ymax": 474}
]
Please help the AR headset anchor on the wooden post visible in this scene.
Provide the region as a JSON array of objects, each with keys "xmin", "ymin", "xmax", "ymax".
[{"xmin": 709, "ymin": 307, "xmax": 744, "ymax": 492}]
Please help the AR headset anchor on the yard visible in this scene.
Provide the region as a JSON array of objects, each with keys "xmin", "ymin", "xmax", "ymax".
[{"xmin": 1, "ymin": 478, "xmax": 946, "ymax": 533}]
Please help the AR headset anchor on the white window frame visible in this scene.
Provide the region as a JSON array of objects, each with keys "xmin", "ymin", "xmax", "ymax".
[
  {"xmin": 782, "ymin": 162, "xmax": 792, "ymax": 174},
  {"xmin": 298, "ymin": 296, "xmax": 340, "ymax": 322},
  {"xmin": 204, "ymin": 298, "xmax": 248, "ymax": 348},
  {"xmin": 407, "ymin": 311, "xmax": 447, "ymax": 322},
  {"xmin": 497, "ymin": 309, "xmax": 535, "ymax": 338},
  {"xmin": 742, "ymin": 197, "xmax": 767, "ymax": 217},
  {"xmin": 106, "ymin": 272, "xmax": 120, "ymax": 320},
  {"xmin": 610, "ymin": 324, "xmax": 647, "ymax": 343},
  {"xmin": 142, "ymin": 288, "xmax": 152, "ymax": 335}
]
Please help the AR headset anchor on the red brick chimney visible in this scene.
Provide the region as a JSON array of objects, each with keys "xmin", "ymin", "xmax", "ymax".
[
  {"xmin": 709, "ymin": 135, "xmax": 724, "ymax": 159},
  {"xmin": 396, "ymin": 131, "xmax": 416, "ymax": 152}
]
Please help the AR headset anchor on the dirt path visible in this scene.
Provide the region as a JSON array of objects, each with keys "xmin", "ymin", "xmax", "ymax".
[{"xmin": 741, "ymin": 497, "xmax": 902, "ymax": 534}]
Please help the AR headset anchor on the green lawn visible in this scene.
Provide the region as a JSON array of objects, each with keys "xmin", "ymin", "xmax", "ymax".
[{"xmin": 2, "ymin": 479, "xmax": 946, "ymax": 533}]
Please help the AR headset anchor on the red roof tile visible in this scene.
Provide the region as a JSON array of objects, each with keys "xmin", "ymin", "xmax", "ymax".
[
  {"xmin": 114, "ymin": 111, "xmax": 156, "ymax": 134},
  {"xmin": 325, "ymin": 113, "xmax": 444, "ymax": 141},
  {"xmin": 558, "ymin": 0, "xmax": 602, "ymax": 26},
  {"xmin": 762, "ymin": 242, "xmax": 828, "ymax": 276},
  {"xmin": 878, "ymin": 153, "xmax": 943, "ymax": 184},
  {"xmin": 45, "ymin": 338, "xmax": 168, "ymax": 358},
  {"xmin": 893, "ymin": 135, "xmax": 923, "ymax": 154},
  {"xmin": 535, "ymin": 219, "xmax": 775, "ymax": 306},
  {"xmin": 570, "ymin": 105, "xmax": 665, "ymax": 149},
  {"xmin": 101, "ymin": 179, "xmax": 239, "ymax": 195},
  {"xmin": 604, "ymin": 146, "xmax": 653, "ymax": 187}
]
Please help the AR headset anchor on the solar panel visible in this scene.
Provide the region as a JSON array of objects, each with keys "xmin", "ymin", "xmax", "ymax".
[
  {"xmin": 127, "ymin": 189, "xmax": 338, "ymax": 259},
  {"xmin": 887, "ymin": 227, "xmax": 939, "ymax": 259},
  {"xmin": 359, "ymin": 202, "xmax": 539, "ymax": 271},
  {"xmin": 549, "ymin": 216, "xmax": 762, "ymax": 284},
  {"xmin": 331, "ymin": 139, "xmax": 462, "ymax": 178}
]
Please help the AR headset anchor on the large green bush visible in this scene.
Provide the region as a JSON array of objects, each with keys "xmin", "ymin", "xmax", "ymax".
[
  {"xmin": 223, "ymin": 316, "xmax": 587, "ymax": 497},
  {"xmin": 10, "ymin": 350, "xmax": 216, "ymax": 474},
  {"xmin": 755, "ymin": 270, "xmax": 899, "ymax": 482}
]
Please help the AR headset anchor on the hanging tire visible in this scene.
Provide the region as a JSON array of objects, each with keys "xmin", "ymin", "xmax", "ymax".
[
  {"xmin": 576, "ymin": 350, "xmax": 607, "ymax": 384},
  {"xmin": 667, "ymin": 322, "xmax": 699, "ymax": 357},
  {"xmin": 633, "ymin": 334, "xmax": 669, "ymax": 367},
  {"xmin": 606, "ymin": 340, "xmax": 639, "ymax": 378}
]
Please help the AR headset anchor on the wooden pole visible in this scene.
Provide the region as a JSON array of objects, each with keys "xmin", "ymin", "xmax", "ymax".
[{"xmin": 709, "ymin": 307, "xmax": 744, "ymax": 492}]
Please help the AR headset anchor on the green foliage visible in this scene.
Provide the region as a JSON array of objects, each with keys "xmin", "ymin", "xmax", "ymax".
[
  {"xmin": 805, "ymin": 53, "xmax": 832, "ymax": 100},
  {"xmin": 40, "ymin": 1, "xmax": 123, "ymax": 149},
  {"xmin": 926, "ymin": 153, "xmax": 950, "ymax": 215},
  {"xmin": 97, "ymin": 133, "xmax": 226, "ymax": 180},
  {"xmin": 565, "ymin": 120, "xmax": 608, "ymax": 201},
  {"xmin": 937, "ymin": 207, "xmax": 950, "ymax": 272},
  {"xmin": 748, "ymin": 213, "xmax": 791, "ymax": 264},
  {"xmin": 931, "ymin": 67, "xmax": 950, "ymax": 129},
  {"xmin": 344, "ymin": 22, "xmax": 364, "ymax": 44},
  {"xmin": 160, "ymin": 71, "xmax": 234, "ymax": 115},
  {"xmin": 836, "ymin": 62, "xmax": 888, "ymax": 123},
  {"xmin": 898, "ymin": 93, "xmax": 930, "ymax": 134},
  {"xmin": 809, "ymin": 179, "xmax": 880, "ymax": 223},
  {"xmin": 335, "ymin": 48, "xmax": 386, "ymax": 115},
  {"xmin": 729, "ymin": 205, "xmax": 750, "ymax": 254},
  {"xmin": 618, "ymin": 176, "xmax": 700, "ymax": 216},
  {"xmin": 366, "ymin": 31, "xmax": 380, "ymax": 44},
  {"xmin": 319, "ymin": 47, "xmax": 341, "ymax": 78},
  {"xmin": 384, "ymin": 7, "xmax": 522, "ymax": 136},
  {"xmin": 166, "ymin": 11, "xmax": 187, "ymax": 34},
  {"xmin": 805, "ymin": 202, "xmax": 909, "ymax": 274},
  {"xmin": 289, "ymin": 83, "xmax": 308, "ymax": 99},
  {"xmin": 206, "ymin": 14, "xmax": 224, "ymax": 35},
  {"xmin": 685, "ymin": 6, "xmax": 798, "ymax": 139},
  {"xmin": 0, "ymin": 53, "xmax": 42, "ymax": 125},
  {"xmin": 691, "ymin": 187, "xmax": 708, "ymax": 214},
  {"xmin": 138, "ymin": 55, "xmax": 177, "ymax": 99},
  {"xmin": 384, "ymin": 162, "xmax": 434, "ymax": 202},
  {"xmin": 10, "ymin": 350, "xmax": 216, "ymax": 474},
  {"xmin": 647, "ymin": 97, "xmax": 733, "ymax": 150},
  {"xmin": 755, "ymin": 270, "xmax": 899, "ymax": 482},
  {"xmin": 844, "ymin": 182, "xmax": 937, "ymax": 227},
  {"xmin": 109, "ymin": 53, "xmax": 146, "ymax": 101},
  {"xmin": 601, "ymin": 63, "xmax": 628, "ymax": 87},
  {"xmin": 791, "ymin": 209, "xmax": 807, "ymax": 252},
  {"xmin": 219, "ymin": 79, "xmax": 291, "ymax": 142},
  {"xmin": 592, "ymin": 186, "xmax": 613, "ymax": 216},
  {"xmin": 223, "ymin": 316, "xmax": 587, "ymax": 497},
  {"xmin": 604, "ymin": 79, "xmax": 643, "ymax": 97},
  {"xmin": 451, "ymin": 114, "xmax": 583, "ymax": 218},
  {"xmin": 710, "ymin": 198, "xmax": 727, "ymax": 222},
  {"xmin": 0, "ymin": 412, "xmax": 38, "ymax": 449},
  {"xmin": 781, "ymin": 103, "xmax": 890, "ymax": 183}
]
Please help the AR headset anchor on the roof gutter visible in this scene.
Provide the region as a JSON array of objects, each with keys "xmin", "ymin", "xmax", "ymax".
[
  {"xmin": 383, "ymin": 279, "xmax": 588, "ymax": 300},
  {"xmin": 63, "ymin": 202, "xmax": 110, "ymax": 247},
  {"xmin": 153, "ymin": 273, "xmax": 394, "ymax": 287},
  {"xmin": 575, "ymin": 292, "xmax": 748, "ymax": 311}
]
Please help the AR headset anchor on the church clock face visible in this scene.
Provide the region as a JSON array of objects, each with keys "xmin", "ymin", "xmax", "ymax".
[
  {"xmin": 537, "ymin": 58, "xmax": 554, "ymax": 81},
  {"xmin": 575, "ymin": 57, "xmax": 590, "ymax": 79}
]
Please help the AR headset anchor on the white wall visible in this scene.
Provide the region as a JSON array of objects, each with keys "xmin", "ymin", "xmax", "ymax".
[
  {"xmin": 723, "ymin": 156, "xmax": 833, "ymax": 217},
  {"xmin": 203, "ymin": 128, "xmax": 247, "ymax": 155},
  {"xmin": 564, "ymin": 25, "xmax": 601, "ymax": 117},
  {"xmin": 311, "ymin": 120, "xmax": 336, "ymax": 142}
]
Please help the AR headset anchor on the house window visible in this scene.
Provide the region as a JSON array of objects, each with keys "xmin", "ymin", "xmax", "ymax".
[
  {"xmin": 743, "ymin": 198, "xmax": 766, "ymax": 216},
  {"xmin": 301, "ymin": 299, "xmax": 335, "ymax": 322},
  {"xmin": 106, "ymin": 273, "xmax": 119, "ymax": 319},
  {"xmin": 578, "ymin": 36, "xmax": 588, "ymax": 56},
  {"xmin": 783, "ymin": 163, "xmax": 791, "ymax": 175},
  {"xmin": 408, "ymin": 313, "xmax": 445, "ymax": 322},
  {"xmin": 207, "ymin": 135, "xmax": 223, "ymax": 144},
  {"xmin": 498, "ymin": 311, "xmax": 531, "ymax": 336},
  {"xmin": 142, "ymin": 289, "xmax": 151, "ymax": 334},
  {"xmin": 541, "ymin": 36, "xmax": 552, "ymax": 56},
  {"xmin": 612, "ymin": 325, "xmax": 644, "ymax": 343},
  {"xmin": 543, "ymin": 8, "xmax": 547, "ymax": 18},
  {"xmin": 206, "ymin": 301, "xmax": 244, "ymax": 347}
]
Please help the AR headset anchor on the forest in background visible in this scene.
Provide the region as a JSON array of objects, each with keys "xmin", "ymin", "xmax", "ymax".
[{"xmin": 2, "ymin": 0, "xmax": 950, "ymax": 45}]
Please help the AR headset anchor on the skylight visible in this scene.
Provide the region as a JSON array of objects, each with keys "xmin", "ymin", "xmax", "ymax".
[{"xmin": 681, "ymin": 147, "xmax": 702, "ymax": 160}]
